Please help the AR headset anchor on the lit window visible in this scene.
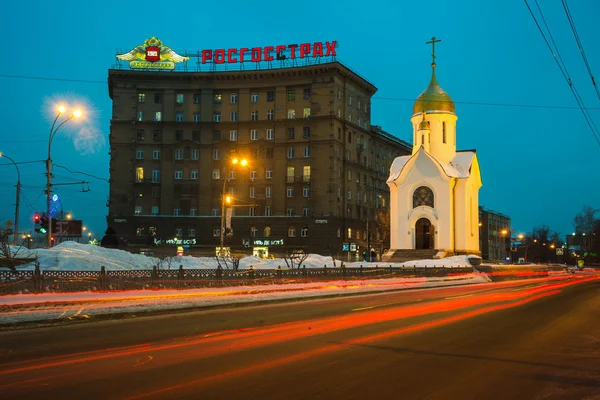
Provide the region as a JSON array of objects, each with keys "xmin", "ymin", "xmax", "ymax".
[
  {"xmin": 138, "ymin": 93, "xmax": 146, "ymax": 103},
  {"xmin": 303, "ymin": 108, "xmax": 311, "ymax": 119},
  {"xmin": 287, "ymin": 109, "xmax": 295, "ymax": 119},
  {"xmin": 136, "ymin": 167, "xmax": 144, "ymax": 183},
  {"xmin": 264, "ymin": 226, "xmax": 271, "ymax": 237},
  {"xmin": 137, "ymin": 111, "xmax": 144, "ymax": 121},
  {"xmin": 176, "ymin": 93, "xmax": 184, "ymax": 105},
  {"xmin": 214, "ymin": 93, "xmax": 222, "ymax": 104},
  {"xmin": 303, "ymin": 166, "xmax": 311, "ymax": 182},
  {"xmin": 288, "ymin": 226, "xmax": 296, "ymax": 237},
  {"xmin": 154, "ymin": 112, "xmax": 162, "ymax": 122}
]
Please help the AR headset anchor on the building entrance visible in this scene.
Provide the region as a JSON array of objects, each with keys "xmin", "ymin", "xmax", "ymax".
[{"xmin": 415, "ymin": 218, "xmax": 434, "ymax": 249}]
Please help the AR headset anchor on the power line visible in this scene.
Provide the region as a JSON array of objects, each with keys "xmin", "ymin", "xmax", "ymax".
[
  {"xmin": 54, "ymin": 164, "xmax": 109, "ymax": 183},
  {"xmin": 525, "ymin": 0, "xmax": 600, "ymax": 146},
  {"xmin": 561, "ymin": 0, "xmax": 600, "ymax": 100},
  {"xmin": 0, "ymin": 74, "xmax": 106, "ymax": 84}
]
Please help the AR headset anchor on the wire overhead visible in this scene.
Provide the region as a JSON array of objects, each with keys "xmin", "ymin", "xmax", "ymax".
[
  {"xmin": 525, "ymin": 0, "xmax": 600, "ymax": 146},
  {"xmin": 561, "ymin": 0, "xmax": 600, "ymax": 100}
]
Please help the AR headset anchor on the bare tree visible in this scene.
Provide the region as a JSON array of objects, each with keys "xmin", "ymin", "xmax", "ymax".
[
  {"xmin": 157, "ymin": 256, "xmax": 174, "ymax": 270},
  {"xmin": 0, "ymin": 221, "xmax": 35, "ymax": 272},
  {"xmin": 282, "ymin": 248, "xmax": 309, "ymax": 269},
  {"xmin": 215, "ymin": 252, "xmax": 243, "ymax": 270},
  {"xmin": 326, "ymin": 243, "xmax": 337, "ymax": 268},
  {"xmin": 573, "ymin": 206, "xmax": 596, "ymax": 234}
]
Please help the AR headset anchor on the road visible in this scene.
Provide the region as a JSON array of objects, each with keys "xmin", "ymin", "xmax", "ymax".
[{"xmin": 0, "ymin": 274, "xmax": 598, "ymax": 399}]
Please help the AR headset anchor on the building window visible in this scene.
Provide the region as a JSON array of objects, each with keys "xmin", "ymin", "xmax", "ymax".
[
  {"xmin": 266, "ymin": 148, "xmax": 273, "ymax": 159},
  {"xmin": 288, "ymin": 226, "xmax": 296, "ymax": 237},
  {"xmin": 348, "ymin": 189, "xmax": 352, "ymax": 200},
  {"xmin": 154, "ymin": 112, "xmax": 162, "ymax": 122},
  {"xmin": 174, "ymin": 170, "xmax": 183, "ymax": 180},
  {"xmin": 288, "ymin": 90, "xmax": 295, "ymax": 100},
  {"xmin": 267, "ymin": 129, "xmax": 274, "ymax": 140},
  {"xmin": 213, "ymin": 227, "xmax": 220, "ymax": 237},
  {"xmin": 303, "ymin": 207, "xmax": 310, "ymax": 217},
  {"xmin": 137, "ymin": 111, "xmax": 144, "ymax": 121},
  {"xmin": 287, "ymin": 187, "xmax": 294, "ymax": 197},
  {"xmin": 212, "ymin": 169, "xmax": 220, "ymax": 179},
  {"xmin": 250, "ymin": 187, "xmax": 256, "ymax": 198},
  {"xmin": 303, "ymin": 108, "xmax": 311, "ymax": 119},
  {"xmin": 251, "ymin": 93, "xmax": 259, "ymax": 102},
  {"xmin": 267, "ymin": 91, "xmax": 275, "ymax": 102},
  {"xmin": 211, "ymin": 209, "xmax": 218, "ymax": 217},
  {"xmin": 347, "ymin": 112, "xmax": 352, "ymax": 122},
  {"xmin": 153, "ymin": 129, "xmax": 161, "ymax": 141},
  {"xmin": 249, "ymin": 170, "xmax": 257, "ymax": 180},
  {"xmin": 136, "ymin": 227, "xmax": 145, "ymax": 236},
  {"xmin": 230, "ymin": 93, "xmax": 238, "ymax": 104},
  {"xmin": 413, "ymin": 186, "xmax": 434, "ymax": 208},
  {"xmin": 265, "ymin": 206, "xmax": 272, "ymax": 216},
  {"xmin": 303, "ymin": 127, "xmax": 311, "ymax": 139},
  {"xmin": 230, "ymin": 130, "xmax": 238, "ymax": 141},
  {"xmin": 193, "ymin": 112, "xmax": 201, "ymax": 122},
  {"xmin": 188, "ymin": 228, "xmax": 196, "ymax": 237},
  {"xmin": 301, "ymin": 227, "xmax": 308, "ymax": 237},
  {"xmin": 214, "ymin": 93, "xmax": 222, "ymax": 104},
  {"xmin": 264, "ymin": 226, "xmax": 271, "ymax": 237},
  {"xmin": 193, "ymin": 94, "xmax": 201, "ymax": 104},
  {"xmin": 191, "ymin": 169, "xmax": 198, "ymax": 179},
  {"xmin": 152, "ymin": 149, "xmax": 160, "ymax": 160},
  {"xmin": 213, "ymin": 112, "xmax": 221, "ymax": 122},
  {"xmin": 303, "ymin": 88, "xmax": 311, "ymax": 99},
  {"xmin": 265, "ymin": 186, "xmax": 272, "ymax": 198},
  {"xmin": 286, "ymin": 166, "xmax": 294, "ymax": 182},
  {"xmin": 250, "ymin": 226, "xmax": 258, "ymax": 237},
  {"xmin": 287, "ymin": 147, "xmax": 295, "ymax": 158},
  {"xmin": 152, "ymin": 169, "xmax": 160, "ymax": 183},
  {"xmin": 134, "ymin": 206, "xmax": 142, "ymax": 215},
  {"xmin": 229, "ymin": 170, "xmax": 237, "ymax": 180},
  {"xmin": 266, "ymin": 168, "xmax": 273, "ymax": 179},
  {"xmin": 251, "ymin": 111, "xmax": 258, "ymax": 121},
  {"xmin": 174, "ymin": 209, "xmax": 181, "ymax": 217},
  {"xmin": 303, "ymin": 146, "xmax": 310, "ymax": 158},
  {"xmin": 154, "ymin": 93, "xmax": 162, "ymax": 104},
  {"xmin": 135, "ymin": 167, "xmax": 144, "ymax": 183},
  {"xmin": 151, "ymin": 206, "xmax": 159, "ymax": 216},
  {"xmin": 175, "ymin": 149, "xmax": 183, "ymax": 160},
  {"xmin": 191, "ymin": 149, "xmax": 199, "ymax": 160},
  {"xmin": 303, "ymin": 166, "xmax": 310, "ymax": 182},
  {"xmin": 348, "ymin": 96, "xmax": 352, "ymax": 105},
  {"xmin": 267, "ymin": 110, "xmax": 274, "ymax": 120},
  {"xmin": 190, "ymin": 208, "xmax": 197, "ymax": 216},
  {"xmin": 287, "ymin": 109, "xmax": 296, "ymax": 119},
  {"xmin": 230, "ymin": 111, "xmax": 238, "ymax": 122},
  {"xmin": 213, "ymin": 130, "xmax": 221, "ymax": 141},
  {"xmin": 288, "ymin": 128, "xmax": 295, "ymax": 139},
  {"xmin": 136, "ymin": 129, "xmax": 145, "ymax": 141},
  {"xmin": 176, "ymin": 93, "xmax": 184, "ymax": 105},
  {"xmin": 138, "ymin": 93, "xmax": 146, "ymax": 103},
  {"xmin": 250, "ymin": 129, "xmax": 258, "ymax": 140},
  {"xmin": 175, "ymin": 228, "xmax": 183, "ymax": 238},
  {"xmin": 303, "ymin": 187, "xmax": 310, "ymax": 198},
  {"xmin": 175, "ymin": 130, "xmax": 183, "ymax": 141}
]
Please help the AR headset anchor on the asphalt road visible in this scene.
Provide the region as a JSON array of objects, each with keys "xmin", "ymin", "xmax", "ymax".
[{"xmin": 0, "ymin": 275, "xmax": 598, "ymax": 400}]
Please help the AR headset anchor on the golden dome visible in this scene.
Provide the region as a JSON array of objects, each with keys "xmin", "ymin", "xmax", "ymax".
[{"xmin": 413, "ymin": 69, "xmax": 455, "ymax": 115}]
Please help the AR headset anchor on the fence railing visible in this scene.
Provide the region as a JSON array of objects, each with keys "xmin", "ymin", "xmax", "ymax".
[{"xmin": 0, "ymin": 264, "xmax": 474, "ymax": 295}]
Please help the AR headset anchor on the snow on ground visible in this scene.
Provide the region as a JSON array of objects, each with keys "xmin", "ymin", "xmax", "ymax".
[
  {"xmin": 8, "ymin": 242, "xmax": 478, "ymax": 271},
  {"xmin": 0, "ymin": 273, "xmax": 491, "ymax": 325}
]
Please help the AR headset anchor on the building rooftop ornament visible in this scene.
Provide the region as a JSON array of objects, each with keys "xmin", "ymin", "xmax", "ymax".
[{"xmin": 413, "ymin": 37, "xmax": 455, "ymax": 116}]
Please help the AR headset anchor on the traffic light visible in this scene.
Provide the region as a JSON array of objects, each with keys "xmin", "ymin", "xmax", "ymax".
[
  {"xmin": 33, "ymin": 213, "xmax": 41, "ymax": 233},
  {"xmin": 40, "ymin": 215, "xmax": 49, "ymax": 234}
]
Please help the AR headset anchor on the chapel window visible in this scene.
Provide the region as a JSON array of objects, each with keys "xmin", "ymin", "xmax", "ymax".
[{"xmin": 413, "ymin": 186, "xmax": 434, "ymax": 208}]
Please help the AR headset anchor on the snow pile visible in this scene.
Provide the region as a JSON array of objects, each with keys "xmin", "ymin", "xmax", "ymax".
[{"xmin": 11, "ymin": 242, "xmax": 476, "ymax": 271}]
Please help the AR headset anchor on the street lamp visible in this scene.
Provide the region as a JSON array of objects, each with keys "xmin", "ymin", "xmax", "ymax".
[
  {"xmin": 0, "ymin": 153, "xmax": 21, "ymax": 245},
  {"xmin": 47, "ymin": 105, "xmax": 82, "ymax": 248},
  {"xmin": 219, "ymin": 158, "xmax": 247, "ymax": 257}
]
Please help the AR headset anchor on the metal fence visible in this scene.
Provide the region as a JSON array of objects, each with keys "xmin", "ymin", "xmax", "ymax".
[{"xmin": 0, "ymin": 264, "xmax": 474, "ymax": 295}]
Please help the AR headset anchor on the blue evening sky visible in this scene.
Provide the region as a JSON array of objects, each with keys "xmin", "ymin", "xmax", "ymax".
[{"xmin": 1, "ymin": 0, "xmax": 598, "ymax": 241}]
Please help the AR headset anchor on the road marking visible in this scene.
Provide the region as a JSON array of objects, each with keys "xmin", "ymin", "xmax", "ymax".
[
  {"xmin": 444, "ymin": 294, "xmax": 474, "ymax": 300},
  {"xmin": 352, "ymin": 298, "xmax": 422, "ymax": 311}
]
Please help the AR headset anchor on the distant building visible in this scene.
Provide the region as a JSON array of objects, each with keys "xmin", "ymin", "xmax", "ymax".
[
  {"xmin": 107, "ymin": 42, "xmax": 411, "ymax": 258},
  {"xmin": 479, "ymin": 206, "xmax": 511, "ymax": 261}
]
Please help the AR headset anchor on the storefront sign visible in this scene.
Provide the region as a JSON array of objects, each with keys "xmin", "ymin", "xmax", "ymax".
[
  {"xmin": 117, "ymin": 37, "xmax": 189, "ymax": 70},
  {"xmin": 201, "ymin": 41, "xmax": 337, "ymax": 64},
  {"xmin": 315, "ymin": 219, "xmax": 328, "ymax": 224},
  {"xmin": 252, "ymin": 239, "xmax": 284, "ymax": 247},
  {"xmin": 342, "ymin": 243, "xmax": 349, "ymax": 252},
  {"xmin": 154, "ymin": 238, "xmax": 197, "ymax": 246}
]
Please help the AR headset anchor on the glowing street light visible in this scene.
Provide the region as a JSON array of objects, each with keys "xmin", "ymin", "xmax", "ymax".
[
  {"xmin": 47, "ymin": 105, "xmax": 83, "ymax": 248},
  {"xmin": 219, "ymin": 157, "xmax": 248, "ymax": 257}
]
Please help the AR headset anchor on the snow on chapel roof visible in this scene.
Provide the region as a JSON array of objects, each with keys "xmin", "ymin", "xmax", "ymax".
[{"xmin": 387, "ymin": 149, "xmax": 476, "ymax": 182}]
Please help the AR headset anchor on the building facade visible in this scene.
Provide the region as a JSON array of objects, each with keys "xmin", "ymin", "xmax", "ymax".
[
  {"xmin": 479, "ymin": 206, "xmax": 511, "ymax": 261},
  {"xmin": 107, "ymin": 62, "xmax": 411, "ymax": 258}
]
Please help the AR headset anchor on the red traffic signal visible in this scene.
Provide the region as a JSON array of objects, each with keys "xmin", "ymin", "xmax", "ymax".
[{"xmin": 33, "ymin": 213, "xmax": 41, "ymax": 223}]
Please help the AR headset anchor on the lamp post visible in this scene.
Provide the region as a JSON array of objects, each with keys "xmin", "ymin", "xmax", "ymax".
[
  {"xmin": 46, "ymin": 106, "xmax": 81, "ymax": 248},
  {"xmin": 218, "ymin": 157, "xmax": 247, "ymax": 257},
  {"xmin": 0, "ymin": 153, "xmax": 21, "ymax": 245}
]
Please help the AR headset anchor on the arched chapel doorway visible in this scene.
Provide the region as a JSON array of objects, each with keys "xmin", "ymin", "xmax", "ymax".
[{"xmin": 415, "ymin": 218, "xmax": 434, "ymax": 249}]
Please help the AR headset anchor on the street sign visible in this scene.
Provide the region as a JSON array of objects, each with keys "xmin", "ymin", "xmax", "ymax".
[
  {"xmin": 556, "ymin": 248, "xmax": 564, "ymax": 256},
  {"xmin": 50, "ymin": 219, "xmax": 83, "ymax": 238},
  {"xmin": 342, "ymin": 243, "xmax": 349, "ymax": 252}
]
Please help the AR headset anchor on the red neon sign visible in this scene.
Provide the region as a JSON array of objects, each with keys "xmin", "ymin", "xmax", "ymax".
[{"xmin": 201, "ymin": 41, "xmax": 337, "ymax": 64}]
